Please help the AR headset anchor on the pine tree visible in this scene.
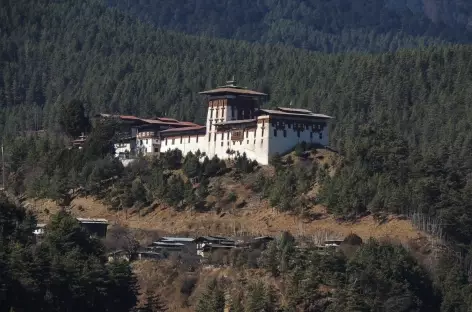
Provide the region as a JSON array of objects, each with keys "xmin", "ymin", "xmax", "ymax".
[
  {"xmin": 138, "ymin": 290, "xmax": 167, "ymax": 312},
  {"xmin": 195, "ymin": 279, "xmax": 225, "ymax": 312}
]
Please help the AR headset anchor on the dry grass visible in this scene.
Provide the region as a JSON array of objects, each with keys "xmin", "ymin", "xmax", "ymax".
[
  {"xmin": 25, "ymin": 148, "xmax": 424, "ymax": 243},
  {"xmin": 26, "ymin": 196, "xmax": 423, "ymax": 243}
]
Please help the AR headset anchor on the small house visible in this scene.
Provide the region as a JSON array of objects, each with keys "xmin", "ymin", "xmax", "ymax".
[
  {"xmin": 195, "ymin": 236, "xmax": 235, "ymax": 249},
  {"xmin": 77, "ymin": 218, "xmax": 109, "ymax": 238},
  {"xmin": 198, "ymin": 243, "xmax": 237, "ymax": 258}
]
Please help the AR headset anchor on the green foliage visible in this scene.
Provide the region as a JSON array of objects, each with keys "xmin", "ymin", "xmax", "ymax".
[
  {"xmin": 195, "ymin": 279, "xmax": 226, "ymax": 312},
  {"xmin": 0, "ymin": 199, "xmax": 138, "ymax": 311},
  {"xmin": 138, "ymin": 290, "xmax": 167, "ymax": 312},
  {"xmin": 233, "ymin": 152, "xmax": 258, "ymax": 173},
  {"xmin": 329, "ymin": 239, "xmax": 439, "ymax": 312},
  {"xmin": 59, "ymin": 99, "xmax": 90, "ymax": 138},
  {"xmin": 107, "ymin": 0, "xmax": 472, "ymax": 53}
]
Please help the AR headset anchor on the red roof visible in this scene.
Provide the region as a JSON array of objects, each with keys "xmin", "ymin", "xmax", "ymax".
[
  {"xmin": 177, "ymin": 121, "xmax": 200, "ymax": 127},
  {"xmin": 119, "ymin": 115, "xmax": 141, "ymax": 120},
  {"xmin": 157, "ymin": 117, "xmax": 179, "ymax": 123},
  {"xmin": 160, "ymin": 126, "xmax": 206, "ymax": 133},
  {"xmin": 98, "ymin": 113, "xmax": 201, "ymax": 127}
]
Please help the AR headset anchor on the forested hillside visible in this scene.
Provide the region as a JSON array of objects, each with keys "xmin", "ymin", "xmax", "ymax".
[
  {"xmin": 107, "ymin": 0, "xmax": 472, "ymax": 52},
  {"xmin": 3, "ymin": 0, "xmax": 472, "ymax": 247},
  {"xmin": 3, "ymin": 0, "xmax": 472, "ymax": 310}
]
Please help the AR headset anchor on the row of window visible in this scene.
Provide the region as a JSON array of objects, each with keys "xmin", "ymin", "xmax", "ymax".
[
  {"xmin": 209, "ymin": 105, "xmax": 226, "ymax": 119},
  {"xmin": 271, "ymin": 121, "xmax": 325, "ymax": 131},
  {"xmin": 273, "ymin": 129, "xmax": 323, "ymax": 139},
  {"xmin": 164, "ymin": 135, "xmax": 203, "ymax": 146},
  {"xmin": 219, "ymin": 139, "xmax": 264, "ymax": 147}
]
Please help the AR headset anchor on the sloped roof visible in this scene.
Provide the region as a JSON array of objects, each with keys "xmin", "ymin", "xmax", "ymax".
[
  {"xmin": 214, "ymin": 119, "xmax": 257, "ymax": 126},
  {"xmin": 159, "ymin": 237, "xmax": 195, "ymax": 243},
  {"xmin": 199, "ymin": 87, "xmax": 266, "ymax": 96},
  {"xmin": 76, "ymin": 218, "xmax": 108, "ymax": 224},
  {"xmin": 97, "ymin": 113, "xmax": 200, "ymax": 127},
  {"xmin": 258, "ymin": 108, "xmax": 332, "ymax": 119},
  {"xmin": 276, "ymin": 107, "xmax": 313, "ymax": 114},
  {"xmin": 159, "ymin": 126, "xmax": 206, "ymax": 134}
]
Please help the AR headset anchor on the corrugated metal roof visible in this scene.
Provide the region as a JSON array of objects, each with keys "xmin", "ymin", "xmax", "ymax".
[
  {"xmin": 160, "ymin": 237, "xmax": 195, "ymax": 242},
  {"xmin": 76, "ymin": 218, "xmax": 109, "ymax": 224},
  {"xmin": 202, "ymin": 243, "xmax": 236, "ymax": 249},
  {"xmin": 152, "ymin": 242, "xmax": 185, "ymax": 246}
]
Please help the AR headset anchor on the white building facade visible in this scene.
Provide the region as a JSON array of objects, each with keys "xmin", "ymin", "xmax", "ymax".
[{"xmin": 112, "ymin": 80, "xmax": 332, "ymax": 165}]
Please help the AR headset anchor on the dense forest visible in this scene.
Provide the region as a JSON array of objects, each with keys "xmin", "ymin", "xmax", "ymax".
[
  {"xmin": 3, "ymin": 0, "xmax": 472, "ymax": 309},
  {"xmin": 107, "ymin": 0, "xmax": 472, "ymax": 52},
  {"xmin": 2, "ymin": 0, "xmax": 472, "ymax": 241},
  {"xmin": 0, "ymin": 196, "xmax": 140, "ymax": 312}
]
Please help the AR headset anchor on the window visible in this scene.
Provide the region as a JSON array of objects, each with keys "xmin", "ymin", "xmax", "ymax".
[
  {"xmin": 180, "ymin": 137, "xmax": 183, "ymax": 144},
  {"xmin": 273, "ymin": 129, "xmax": 277, "ymax": 137},
  {"xmin": 208, "ymin": 134, "xmax": 211, "ymax": 142},
  {"xmin": 214, "ymin": 134, "xmax": 216, "ymax": 141},
  {"xmin": 246, "ymin": 131, "xmax": 248, "ymax": 138},
  {"xmin": 188, "ymin": 136, "xmax": 191, "ymax": 143},
  {"xmin": 210, "ymin": 108, "xmax": 213, "ymax": 118},
  {"xmin": 221, "ymin": 133, "xmax": 224, "ymax": 140},
  {"xmin": 310, "ymin": 132, "xmax": 313, "ymax": 139},
  {"xmin": 165, "ymin": 138, "xmax": 167, "ymax": 145},
  {"xmin": 227, "ymin": 132, "xmax": 230, "ymax": 139},
  {"xmin": 196, "ymin": 136, "xmax": 199, "ymax": 143},
  {"xmin": 297, "ymin": 130, "xmax": 300, "ymax": 138},
  {"xmin": 283, "ymin": 130, "xmax": 287, "ymax": 137},
  {"xmin": 216, "ymin": 108, "xmax": 219, "ymax": 118},
  {"xmin": 221, "ymin": 142, "xmax": 223, "ymax": 146},
  {"xmin": 154, "ymin": 148, "xmax": 159, "ymax": 153},
  {"xmin": 261, "ymin": 139, "xmax": 264, "ymax": 145},
  {"xmin": 319, "ymin": 133, "xmax": 323, "ymax": 139},
  {"xmin": 209, "ymin": 121, "xmax": 212, "ymax": 131},
  {"xmin": 171, "ymin": 138, "xmax": 175, "ymax": 145},
  {"xmin": 288, "ymin": 123, "xmax": 291, "ymax": 129}
]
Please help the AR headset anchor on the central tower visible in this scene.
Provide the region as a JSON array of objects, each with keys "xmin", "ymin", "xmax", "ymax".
[{"xmin": 199, "ymin": 79, "xmax": 267, "ymax": 140}]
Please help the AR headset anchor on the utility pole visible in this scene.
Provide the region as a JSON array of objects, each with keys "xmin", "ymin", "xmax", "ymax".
[{"xmin": 1, "ymin": 143, "xmax": 4, "ymax": 191}]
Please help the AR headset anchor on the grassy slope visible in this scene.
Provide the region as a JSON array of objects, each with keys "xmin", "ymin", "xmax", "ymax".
[{"xmin": 26, "ymin": 149, "xmax": 423, "ymax": 243}]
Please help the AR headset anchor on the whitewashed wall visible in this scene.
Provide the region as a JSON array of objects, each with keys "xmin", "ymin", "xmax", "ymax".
[
  {"xmin": 136, "ymin": 137, "xmax": 160, "ymax": 154},
  {"xmin": 160, "ymin": 135, "xmax": 206, "ymax": 155},
  {"xmin": 114, "ymin": 142, "xmax": 134, "ymax": 158},
  {"xmin": 268, "ymin": 121, "xmax": 329, "ymax": 157}
]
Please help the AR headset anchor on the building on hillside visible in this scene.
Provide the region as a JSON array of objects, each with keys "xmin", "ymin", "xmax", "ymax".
[
  {"xmin": 76, "ymin": 218, "xmax": 109, "ymax": 237},
  {"xmin": 71, "ymin": 133, "xmax": 87, "ymax": 149},
  {"xmin": 33, "ymin": 219, "xmax": 108, "ymax": 239},
  {"xmin": 102, "ymin": 79, "xmax": 332, "ymax": 165}
]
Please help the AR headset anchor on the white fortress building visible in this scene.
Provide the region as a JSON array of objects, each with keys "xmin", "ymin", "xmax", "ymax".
[{"xmin": 102, "ymin": 80, "xmax": 332, "ymax": 165}]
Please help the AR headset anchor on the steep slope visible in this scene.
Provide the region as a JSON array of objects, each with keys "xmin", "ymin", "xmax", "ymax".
[{"xmin": 107, "ymin": 0, "xmax": 472, "ymax": 53}]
